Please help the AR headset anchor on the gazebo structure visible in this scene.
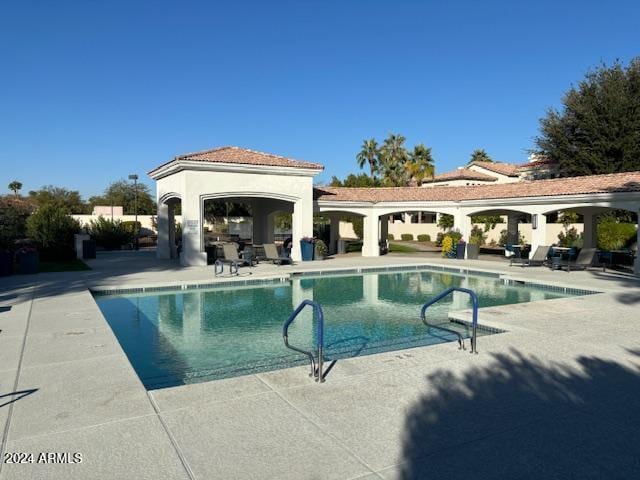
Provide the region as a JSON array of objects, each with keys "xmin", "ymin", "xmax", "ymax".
[
  {"xmin": 150, "ymin": 146, "xmax": 640, "ymax": 275},
  {"xmin": 149, "ymin": 146, "xmax": 323, "ymax": 263}
]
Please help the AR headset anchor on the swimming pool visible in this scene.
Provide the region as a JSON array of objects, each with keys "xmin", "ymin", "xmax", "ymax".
[{"xmin": 94, "ymin": 268, "xmax": 586, "ymax": 389}]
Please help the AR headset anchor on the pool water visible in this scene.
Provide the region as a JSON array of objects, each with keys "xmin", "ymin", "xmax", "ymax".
[{"xmin": 95, "ymin": 269, "xmax": 581, "ymax": 389}]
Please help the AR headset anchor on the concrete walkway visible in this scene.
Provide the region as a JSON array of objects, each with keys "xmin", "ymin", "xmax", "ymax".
[{"xmin": 0, "ymin": 251, "xmax": 639, "ymax": 479}]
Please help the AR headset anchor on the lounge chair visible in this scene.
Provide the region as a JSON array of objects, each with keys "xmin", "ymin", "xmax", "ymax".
[
  {"xmin": 214, "ymin": 244, "xmax": 249, "ymax": 275},
  {"xmin": 510, "ymin": 245, "xmax": 550, "ymax": 267},
  {"xmin": 261, "ymin": 243, "xmax": 293, "ymax": 265},
  {"xmin": 555, "ymin": 247, "xmax": 601, "ymax": 272}
]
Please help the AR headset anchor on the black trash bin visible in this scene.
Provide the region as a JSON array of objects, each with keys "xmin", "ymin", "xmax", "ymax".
[{"xmin": 82, "ymin": 240, "xmax": 97, "ymax": 259}]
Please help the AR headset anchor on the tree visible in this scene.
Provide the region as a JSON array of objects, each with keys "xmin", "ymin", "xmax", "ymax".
[
  {"xmin": 26, "ymin": 203, "xmax": 81, "ymax": 260},
  {"xmin": 379, "ymin": 133, "xmax": 410, "ymax": 186},
  {"xmin": 29, "ymin": 186, "xmax": 88, "ymax": 213},
  {"xmin": 535, "ymin": 58, "xmax": 640, "ymax": 176},
  {"xmin": 329, "ymin": 173, "xmax": 381, "ymax": 187},
  {"xmin": 89, "ymin": 180, "xmax": 156, "ymax": 215},
  {"xmin": 0, "ymin": 196, "xmax": 34, "ymax": 250},
  {"xmin": 8, "ymin": 181, "xmax": 22, "ymax": 197},
  {"xmin": 406, "ymin": 144, "xmax": 435, "ymax": 185},
  {"xmin": 356, "ymin": 139, "xmax": 380, "ymax": 177},
  {"xmin": 468, "ymin": 149, "xmax": 492, "ymax": 164}
]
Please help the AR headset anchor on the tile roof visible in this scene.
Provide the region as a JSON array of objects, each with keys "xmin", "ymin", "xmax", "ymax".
[
  {"xmin": 470, "ymin": 161, "xmax": 520, "ymax": 177},
  {"xmin": 165, "ymin": 146, "xmax": 324, "ymax": 170},
  {"xmin": 518, "ymin": 158, "xmax": 557, "ymax": 168},
  {"xmin": 431, "ymin": 169, "xmax": 497, "ymax": 182},
  {"xmin": 315, "ymin": 171, "xmax": 640, "ymax": 203}
]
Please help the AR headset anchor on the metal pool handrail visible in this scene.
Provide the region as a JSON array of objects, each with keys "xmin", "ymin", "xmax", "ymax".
[
  {"xmin": 283, "ymin": 300, "xmax": 326, "ymax": 383},
  {"xmin": 420, "ymin": 287, "xmax": 479, "ymax": 354}
]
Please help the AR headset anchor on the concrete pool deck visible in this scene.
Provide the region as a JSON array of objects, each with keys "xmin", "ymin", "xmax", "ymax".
[{"xmin": 0, "ymin": 251, "xmax": 639, "ymax": 479}]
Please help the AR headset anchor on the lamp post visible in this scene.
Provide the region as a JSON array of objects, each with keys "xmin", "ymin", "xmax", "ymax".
[{"xmin": 128, "ymin": 174, "xmax": 139, "ymax": 250}]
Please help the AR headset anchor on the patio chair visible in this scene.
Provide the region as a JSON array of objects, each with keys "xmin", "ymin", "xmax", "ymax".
[
  {"xmin": 261, "ymin": 243, "xmax": 294, "ymax": 265},
  {"xmin": 556, "ymin": 247, "xmax": 601, "ymax": 272},
  {"xmin": 214, "ymin": 244, "xmax": 249, "ymax": 275},
  {"xmin": 510, "ymin": 245, "xmax": 550, "ymax": 267}
]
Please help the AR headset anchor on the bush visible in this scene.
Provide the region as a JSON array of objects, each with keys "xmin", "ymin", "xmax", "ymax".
[
  {"xmin": 121, "ymin": 221, "xmax": 141, "ymax": 236},
  {"xmin": 437, "ymin": 214, "xmax": 454, "ymax": 231},
  {"xmin": 417, "ymin": 234, "xmax": 431, "ymax": 242},
  {"xmin": 499, "ymin": 229, "xmax": 525, "ymax": 246},
  {"xmin": 597, "ymin": 218, "xmax": 637, "ymax": 250},
  {"xmin": 387, "ymin": 233, "xmax": 394, "ymax": 241},
  {"xmin": 0, "ymin": 197, "xmax": 34, "ymax": 251},
  {"xmin": 441, "ymin": 236, "xmax": 454, "ymax": 257},
  {"xmin": 435, "ymin": 232, "xmax": 445, "ymax": 247},
  {"xmin": 315, "ymin": 239, "xmax": 328, "ymax": 257},
  {"xmin": 26, "ymin": 203, "xmax": 80, "ymax": 260},
  {"xmin": 557, "ymin": 227, "xmax": 583, "ymax": 248},
  {"xmin": 400, "ymin": 233, "xmax": 414, "ymax": 241},
  {"xmin": 469, "ymin": 225, "xmax": 487, "ymax": 246},
  {"xmin": 88, "ymin": 216, "xmax": 134, "ymax": 250}
]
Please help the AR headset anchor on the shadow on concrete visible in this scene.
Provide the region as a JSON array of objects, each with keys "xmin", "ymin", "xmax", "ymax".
[
  {"xmin": 0, "ymin": 389, "xmax": 38, "ymax": 409},
  {"xmin": 398, "ymin": 349, "xmax": 640, "ymax": 479}
]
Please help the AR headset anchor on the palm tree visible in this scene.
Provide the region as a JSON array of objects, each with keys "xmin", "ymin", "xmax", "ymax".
[
  {"xmin": 468, "ymin": 149, "xmax": 493, "ymax": 165},
  {"xmin": 356, "ymin": 139, "xmax": 380, "ymax": 177},
  {"xmin": 406, "ymin": 144, "xmax": 435, "ymax": 186},
  {"xmin": 379, "ymin": 134, "xmax": 409, "ymax": 186},
  {"xmin": 8, "ymin": 180, "xmax": 22, "ymax": 197}
]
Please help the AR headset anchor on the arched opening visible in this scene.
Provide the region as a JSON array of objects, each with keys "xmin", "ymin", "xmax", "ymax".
[
  {"xmin": 377, "ymin": 209, "xmax": 455, "ymax": 255},
  {"xmin": 465, "ymin": 208, "xmax": 533, "ymax": 259},
  {"xmin": 157, "ymin": 193, "xmax": 182, "ymax": 260},
  {"xmin": 316, "ymin": 210, "xmax": 366, "ymax": 256},
  {"xmin": 201, "ymin": 195, "xmax": 294, "ymax": 263},
  {"xmin": 542, "ymin": 206, "xmax": 638, "ymax": 271}
]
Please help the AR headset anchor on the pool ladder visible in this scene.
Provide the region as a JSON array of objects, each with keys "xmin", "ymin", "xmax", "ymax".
[
  {"xmin": 421, "ymin": 287, "xmax": 479, "ymax": 354},
  {"xmin": 283, "ymin": 300, "xmax": 328, "ymax": 383}
]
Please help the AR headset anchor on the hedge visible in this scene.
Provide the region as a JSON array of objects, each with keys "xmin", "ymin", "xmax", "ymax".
[
  {"xmin": 417, "ymin": 234, "xmax": 431, "ymax": 242},
  {"xmin": 387, "ymin": 234, "xmax": 394, "ymax": 240},
  {"xmin": 400, "ymin": 233, "xmax": 414, "ymax": 241}
]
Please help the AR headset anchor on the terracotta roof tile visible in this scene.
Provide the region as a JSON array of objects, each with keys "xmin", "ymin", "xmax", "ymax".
[
  {"xmin": 431, "ymin": 169, "xmax": 497, "ymax": 182},
  {"xmin": 470, "ymin": 161, "xmax": 520, "ymax": 177},
  {"xmin": 315, "ymin": 171, "xmax": 640, "ymax": 203},
  {"xmin": 163, "ymin": 146, "xmax": 324, "ymax": 170}
]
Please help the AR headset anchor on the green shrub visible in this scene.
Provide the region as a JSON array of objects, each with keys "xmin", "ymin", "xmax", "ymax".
[
  {"xmin": 417, "ymin": 234, "xmax": 431, "ymax": 242},
  {"xmin": 400, "ymin": 233, "xmax": 414, "ymax": 241},
  {"xmin": 315, "ymin": 239, "xmax": 328, "ymax": 257},
  {"xmin": 498, "ymin": 229, "xmax": 525, "ymax": 246},
  {"xmin": 437, "ymin": 214, "xmax": 454, "ymax": 230},
  {"xmin": 26, "ymin": 203, "xmax": 80, "ymax": 260},
  {"xmin": 121, "ymin": 221, "xmax": 141, "ymax": 236},
  {"xmin": 557, "ymin": 227, "xmax": 583, "ymax": 247},
  {"xmin": 597, "ymin": 218, "xmax": 637, "ymax": 250},
  {"xmin": 387, "ymin": 233, "xmax": 394, "ymax": 241},
  {"xmin": 469, "ymin": 225, "xmax": 487, "ymax": 246},
  {"xmin": 0, "ymin": 197, "xmax": 34, "ymax": 251},
  {"xmin": 88, "ymin": 216, "xmax": 134, "ymax": 250},
  {"xmin": 441, "ymin": 236, "xmax": 454, "ymax": 257},
  {"xmin": 435, "ymin": 232, "xmax": 445, "ymax": 247}
]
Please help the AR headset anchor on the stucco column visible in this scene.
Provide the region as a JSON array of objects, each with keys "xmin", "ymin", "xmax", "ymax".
[
  {"xmin": 506, "ymin": 214, "xmax": 520, "ymax": 245},
  {"xmin": 582, "ymin": 210, "xmax": 598, "ymax": 249},
  {"xmin": 453, "ymin": 209, "xmax": 472, "ymax": 255},
  {"xmin": 157, "ymin": 201, "xmax": 170, "ymax": 259},
  {"xmin": 329, "ymin": 214, "xmax": 340, "ymax": 255},
  {"xmin": 252, "ymin": 201, "xmax": 266, "ymax": 244},
  {"xmin": 291, "ymin": 197, "xmax": 313, "ymax": 262},
  {"xmin": 380, "ymin": 215, "xmax": 389, "ymax": 243},
  {"xmin": 530, "ymin": 213, "xmax": 547, "ymax": 259},
  {"xmin": 180, "ymin": 192, "xmax": 206, "ymax": 266},
  {"xmin": 362, "ymin": 212, "xmax": 380, "ymax": 257}
]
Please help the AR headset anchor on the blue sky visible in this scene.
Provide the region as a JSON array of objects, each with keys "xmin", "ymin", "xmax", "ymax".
[{"xmin": 1, "ymin": 1, "xmax": 639, "ymax": 198}]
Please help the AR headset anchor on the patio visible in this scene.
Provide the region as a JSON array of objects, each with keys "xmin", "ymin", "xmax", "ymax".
[{"xmin": 0, "ymin": 252, "xmax": 639, "ymax": 479}]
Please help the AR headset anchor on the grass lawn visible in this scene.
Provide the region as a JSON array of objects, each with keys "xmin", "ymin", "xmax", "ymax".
[
  {"xmin": 38, "ymin": 259, "xmax": 91, "ymax": 273},
  {"xmin": 388, "ymin": 242, "xmax": 422, "ymax": 253}
]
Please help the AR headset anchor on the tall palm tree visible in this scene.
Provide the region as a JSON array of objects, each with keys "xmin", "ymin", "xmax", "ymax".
[
  {"xmin": 406, "ymin": 144, "xmax": 435, "ymax": 186},
  {"xmin": 379, "ymin": 134, "xmax": 409, "ymax": 186},
  {"xmin": 468, "ymin": 149, "xmax": 493, "ymax": 165},
  {"xmin": 8, "ymin": 180, "xmax": 22, "ymax": 197},
  {"xmin": 356, "ymin": 139, "xmax": 380, "ymax": 177}
]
